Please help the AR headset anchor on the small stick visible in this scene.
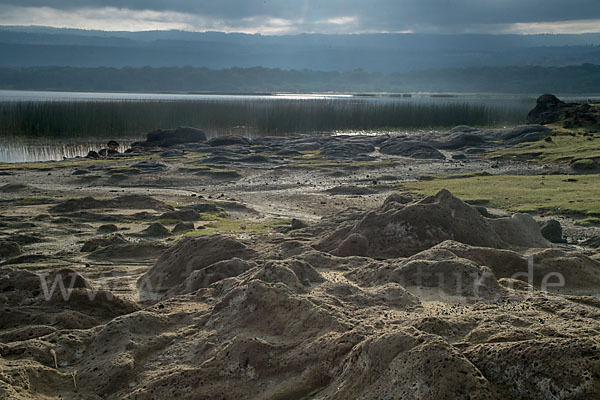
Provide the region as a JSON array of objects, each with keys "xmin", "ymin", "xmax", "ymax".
[
  {"xmin": 49, "ymin": 349, "xmax": 57, "ymax": 369},
  {"xmin": 71, "ymin": 371, "xmax": 78, "ymax": 390}
]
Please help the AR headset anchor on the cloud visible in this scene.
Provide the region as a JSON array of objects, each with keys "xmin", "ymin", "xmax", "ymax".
[{"xmin": 0, "ymin": 0, "xmax": 599, "ymax": 34}]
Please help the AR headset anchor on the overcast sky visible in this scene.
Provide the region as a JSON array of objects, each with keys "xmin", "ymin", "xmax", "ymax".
[{"xmin": 0, "ymin": 0, "xmax": 599, "ymax": 34}]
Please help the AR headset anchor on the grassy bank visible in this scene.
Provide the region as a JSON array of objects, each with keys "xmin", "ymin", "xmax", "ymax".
[
  {"xmin": 0, "ymin": 98, "xmax": 525, "ymax": 137},
  {"xmin": 400, "ymin": 172, "xmax": 600, "ymax": 216}
]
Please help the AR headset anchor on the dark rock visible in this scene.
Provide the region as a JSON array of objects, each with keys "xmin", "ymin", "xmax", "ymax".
[
  {"xmin": 433, "ymin": 132, "xmax": 486, "ymax": 150},
  {"xmin": 0, "ymin": 241, "xmax": 22, "ymax": 258},
  {"xmin": 107, "ymin": 140, "xmax": 119, "ymax": 149},
  {"xmin": 72, "ymin": 169, "xmax": 89, "ymax": 176},
  {"xmin": 452, "ymin": 153, "xmax": 467, "ymax": 160},
  {"xmin": 97, "ymin": 224, "xmax": 119, "ymax": 235},
  {"xmin": 290, "ymin": 218, "xmax": 309, "ymax": 230},
  {"xmin": 379, "ymin": 139, "xmax": 445, "ymax": 159},
  {"xmin": 146, "ymin": 127, "xmax": 207, "ymax": 147},
  {"xmin": 86, "ymin": 151, "xmax": 100, "ymax": 159},
  {"xmin": 172, "ymin": 222, "xmax": 195, "ymax": 233},
  {"xmin": 540, "ymin": 219, "xmax": 566, "ymax": 243},
  {"xmin": 206, "ymin": 135, "xmax": 251, "ymax": 147},
  {"xmin": 98, "ymin": 149, "xmax": 108, "ymax": 157},
  {"xmin": 527, "ymin": 94, "xmax": 600, "ymax": 128}
]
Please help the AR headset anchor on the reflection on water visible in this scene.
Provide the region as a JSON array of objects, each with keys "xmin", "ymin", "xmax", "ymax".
[{"xmin": 0, "ymin": 138, "xmax": 140, "ymax": 163}]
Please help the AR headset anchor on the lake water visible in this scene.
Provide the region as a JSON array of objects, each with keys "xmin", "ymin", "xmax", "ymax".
[{"xmin": 0, "ymin": 90, "xmax": 592, "ymax": 163}]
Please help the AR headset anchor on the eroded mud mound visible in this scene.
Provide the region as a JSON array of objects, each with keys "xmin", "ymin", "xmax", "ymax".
[
  {"xmin": 2, "ymin": 190, "xmax": 600, "ymax": 399},
  {"xmin": 319, "ymin": 189, "xmax": 551, "ymax": 258},
  {"xmin": 49, "ymin": 194, "xmax": 173, "ymax": 214},
  {"xmin": 137, "ymin": 235, "xmax": 258, "ymax": 298}
]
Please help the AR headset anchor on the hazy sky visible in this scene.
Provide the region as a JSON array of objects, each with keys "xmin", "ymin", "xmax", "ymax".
[{"xmin": 0, "ymin": 0, "xmax": 599, "ymax": 34}]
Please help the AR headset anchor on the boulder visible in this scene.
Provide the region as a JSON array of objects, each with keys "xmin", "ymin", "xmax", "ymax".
[
  {"xmin": 527, "ymin": 94, "xmax": 599, "ymax": 128},
  {"xmin": 489, "ymin": 214, "xmax": 551, "ymax": 248},
  {"xmin": 145, "ymin": 126, "xmax": 207, "ymax": 147},
  {"xmin": 379, "ymin": 139, "xmax": 445, "ymax": 159},
  {"xmin": 206, "ymin": 136, "xmax": 251, "ymax": 147},
  {"xmin": 539, "ymin": 219, "xmax": 566, "ymax": 243},
  {"xmin": 171, "ymin": 221, "xmax": 195, "ymax": 233}
]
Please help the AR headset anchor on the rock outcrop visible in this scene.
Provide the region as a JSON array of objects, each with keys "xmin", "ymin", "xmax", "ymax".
[{"xmin": 527, "ymin": 94, "xmax": 600, "ymax": 128}]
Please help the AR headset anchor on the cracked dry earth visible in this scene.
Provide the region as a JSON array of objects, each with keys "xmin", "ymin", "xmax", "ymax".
[{"xmin": 0, "ymin": 130, "xmax": 599, "ymax": 399}]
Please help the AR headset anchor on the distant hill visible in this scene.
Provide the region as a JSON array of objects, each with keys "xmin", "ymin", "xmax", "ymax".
[
  {"xmin": 1, "ymin": 26, "xmax": 600, "ymax": 72},
  {"xmin": 1, "ymin": 64, "xmax": 599, "ymax": 94}
]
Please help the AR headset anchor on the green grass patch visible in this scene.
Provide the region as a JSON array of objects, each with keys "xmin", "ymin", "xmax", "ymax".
[
  {"xmin": 185, "ymin": 218, "xmax": 291, "ymax": 236},
  {"xmin": 574, "ymin": 217, "xmax": 600, "ymax": 227},
  {"xmin": 486, "ymin": 133, "xmax": 600, "ymax": 164},
  {"xmin": 400, "ymin": 172, "xmax": 600, "ymax": 216}
]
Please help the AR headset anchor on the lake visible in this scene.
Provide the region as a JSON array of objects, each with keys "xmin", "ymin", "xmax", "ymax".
[{"xmin": 0, "ymin": 90, "xmax": 589, "ymax": 163}]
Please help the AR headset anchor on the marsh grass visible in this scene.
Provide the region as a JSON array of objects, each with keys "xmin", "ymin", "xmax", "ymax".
[{"xmin": 0, "ymin": 98, "xmax": 525, "ymax": 137}]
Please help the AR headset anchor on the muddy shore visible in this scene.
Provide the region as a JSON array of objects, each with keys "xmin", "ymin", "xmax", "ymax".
[{"xmin": 1, "ymin": 123, "xmax": 600, "ymax": 399}]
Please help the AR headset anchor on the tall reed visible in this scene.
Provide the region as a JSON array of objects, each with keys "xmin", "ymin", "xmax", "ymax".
[{"xmin": 0, "ymin": 98, "xmax": 526, "ymax": 137}]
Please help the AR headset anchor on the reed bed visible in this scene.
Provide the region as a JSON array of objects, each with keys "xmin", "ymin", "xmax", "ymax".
[{"xmin": 0, "ymin": 98, "xmax": 526, "ymax": 137}]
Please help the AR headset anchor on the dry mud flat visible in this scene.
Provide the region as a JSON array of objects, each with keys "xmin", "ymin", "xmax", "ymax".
[{"xmin": 1, "ymin": 126, "xmax": 600, "ymax": 399}]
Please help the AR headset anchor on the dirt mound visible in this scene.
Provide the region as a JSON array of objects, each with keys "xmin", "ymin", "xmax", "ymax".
[
  {"xmin": 347, "ymin": 255, "xmax": 501, "ymax": 300},
  {"xmin": 166, "ymin": 258, "xmax": 258, "ymax": 297},
  {"xmin": 320, "ymin": 190, "xmax": 508, "ymax": 258},
  {"xmin": 465, "ymin": 337, "xmax": 600, "ymax": 399},
  {"xmin": 87, "ymin": 242, "xmax": 167, "ymax": 261},
  {"xmin": 134, "ymin": 222, "xmax": 171, "ymax": 238},
  {"xmin": 49, "ymin": 194, "xmax": 172, "ymax": 213},
  {"xmin": 81, "ymin": 233, "xmax": 128, "ymax": 252},
  {"xmin": 138, "ymin": 235, "xmax": 258, "ymax": 297},
  {"xmin": 408, "ymin": 241, "xmax": 600, "ymax": 295},
  {"xmin": 320, "ymin": 190, "xmax": 552, "ymax": 258},
  {"xmin": 322, "ymin": 330, "xmax": 494, "ymax": 399}
]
